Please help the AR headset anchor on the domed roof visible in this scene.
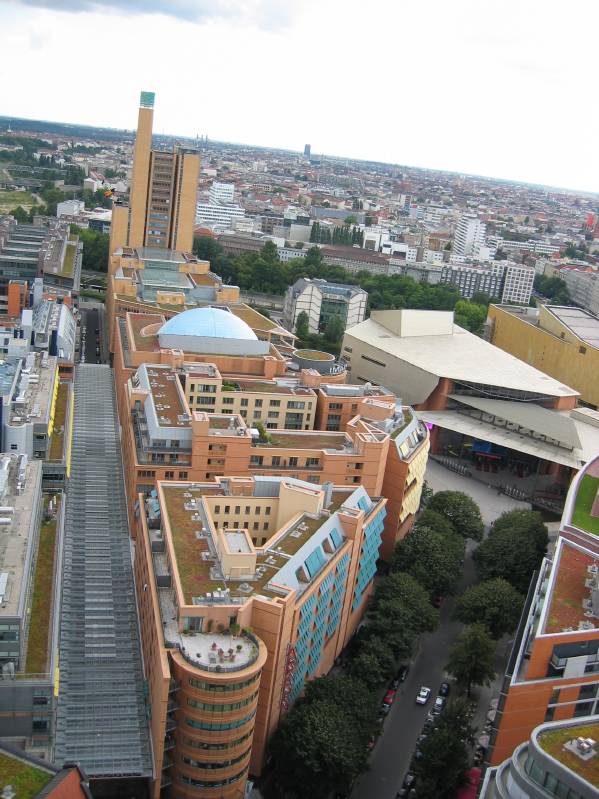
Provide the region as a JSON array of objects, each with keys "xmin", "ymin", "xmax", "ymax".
[{"xmin": 159, "ymin": 307, "xmax": 258, "ymax": 341}]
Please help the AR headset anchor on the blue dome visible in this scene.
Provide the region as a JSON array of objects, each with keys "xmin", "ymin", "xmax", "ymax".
[{"xmin": 159, "ymin": 307, "xmax": 258, "ymax": 341}]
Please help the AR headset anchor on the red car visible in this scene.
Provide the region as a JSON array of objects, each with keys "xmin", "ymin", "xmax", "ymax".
[{"xmin": 382, "ymin": 689, "xmax": 396, "ymax": 713}]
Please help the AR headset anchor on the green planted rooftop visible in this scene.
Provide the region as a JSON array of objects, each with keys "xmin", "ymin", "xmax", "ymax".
[
  {"xmin": 572, "ymin": 474, "xmax": 599, "ymax": 536},
  {"xmin": 0, "ymin": 751, "xmax": 54, "ymax": 798},
  {"xmin": 538, "ymin": 722, "xmax": 599, "ymax": 788},
  {"xmin": 24, "ymin": 498, "xmax": 60, "ymax": 674},
  {"xmin": 48, "ymin": 383, "xmax": 69, "ymax": 462}
]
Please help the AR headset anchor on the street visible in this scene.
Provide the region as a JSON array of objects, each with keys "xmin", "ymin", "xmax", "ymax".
[
  {"xmin": 78, "ymin": 302, "xmax": 107, "ymax": 364},
  {"xmin": 351, "ymin": 462, "xmax": 529, "ymax": 799}
]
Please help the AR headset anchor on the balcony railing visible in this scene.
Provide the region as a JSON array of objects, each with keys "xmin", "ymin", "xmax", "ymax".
[{"xmin": 172, "ymin": 631, "xmax": 261, "ymax": 674}]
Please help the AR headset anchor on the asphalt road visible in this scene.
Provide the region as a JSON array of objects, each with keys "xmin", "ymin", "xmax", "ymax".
[
  {"xmin": 352, "ymin": 463, "xmax": 529, "ymax": 799},
  {"xmin": 80, "ymin": 305, "xmax": 107, "ymax": 364}
]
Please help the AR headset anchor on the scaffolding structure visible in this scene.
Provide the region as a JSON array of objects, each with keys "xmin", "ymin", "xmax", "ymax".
[{"xmin": 55, "ymin": 365, "xmax": 152, "ymax": 777}]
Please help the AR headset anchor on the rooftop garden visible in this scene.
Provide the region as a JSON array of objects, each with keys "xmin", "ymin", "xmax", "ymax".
[
  {"xmin": 391, "ymin": 408, "xmax": 413, "ymax": 439},
  {"xmin": 0, "ymin": 752, "xmax": 53, "ymax": 799},
  {"xmin": 48, "ymin": 383, "xmax": 69, "ymax": 462},
  {"xmin": 24, "ymin": 498, "xmax": 60, "ymax": 674},
  {"xmin": 60, "ymin": 242, "xmax": 76, "ymax": 278},
  {"xmin": 259, "ymin": 431, "xmax": 347, "ymax": 450},
  {"xmin": 539, "ymin": 722, "xmax": 599, "ymax": 787},
  {"xmin": 294, "ymin": 349, "xmax": 334, "ymax": 360},
  {"xmin": 572, "ymin": 475, "xmax": 599, "ymax": 536},
  {"xmin": 545, "ymin": 543, "xmax": 595, "ymax": 634},
  {"xmin": 163, "ymin": 489, "xmax": 223, "ymax": 603}
]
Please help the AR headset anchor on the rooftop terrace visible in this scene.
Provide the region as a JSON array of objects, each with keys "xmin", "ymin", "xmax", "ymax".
[
  {"xmin": 144, "ymin": 366, "xmax": 189, "ymax": 427},
  {"xmin": 538, "ymin": 721, "xmax": 599, "ymax": 788},
  {"xmin": 544, "ymin": 540, "xmax": 599, "ymax": 634},
  {"xmin": 256, "ymin": 430, "xmax": 352, "ymax": 450}
]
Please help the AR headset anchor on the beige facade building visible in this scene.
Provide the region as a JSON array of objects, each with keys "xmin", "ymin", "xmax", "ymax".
[
  {"xmin": 135, "ymin": 476, "xmax": 387, "ymax": 797},
  {"xmin": 110, "ymin": 91, "xmax": 200, "ymax": 255}
]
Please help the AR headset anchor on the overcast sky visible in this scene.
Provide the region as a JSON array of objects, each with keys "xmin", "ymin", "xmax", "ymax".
[{"xmin": 1, "ymin": 0, "xmax": 598, "ymax": 193}]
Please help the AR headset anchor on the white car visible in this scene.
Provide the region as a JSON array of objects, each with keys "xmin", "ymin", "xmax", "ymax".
[{"xmin": 416, "ymin": 686, "xmax": 431, "ymax": 705}]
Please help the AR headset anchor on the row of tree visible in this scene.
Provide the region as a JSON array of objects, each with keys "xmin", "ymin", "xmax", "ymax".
[
  {"xmin": 309, "ymin": 221, "xmax": 364, "ymax": 246},
  {"xmin": 534, "ymin": 274, "xmax": 570, "ymax": 304},
  {"xmin": 193, "ymin": 237, "xmax": 490, "ymax": 334},
  {"xmin": 266, "ymin": 491, "xmax": 487, "ymax": 797}
]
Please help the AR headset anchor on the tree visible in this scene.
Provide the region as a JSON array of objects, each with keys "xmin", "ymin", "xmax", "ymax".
[
  {"xmin": 9, "ymin": 206, "xmax": 29, "ymax": 224},
  {"xmin": 325, "ymin": 314, "xmax": 344, "ymax": 342},
  {"xmin": 474, "ymin": 511, "xmax": 548, "ymax": 594},
  {"xmin": 455, "ymin": 578, "xmax": 524, "ymax": 638},
  {"xmin": 454, "ymin": 299, "xmax": 487, "ymax": 335},
  {"xmin": 344, "ymin": 214, "xmax": 357, "ymax": 225},
  {"xmin": 70, "ymin": 227, "xmax": 109, "ymax": 272},
  {"xmin": 391, "ymin": 525, "xmax": 464, "ymax": 597},
  {"xmin": 414, "ymin": 508, "xmax": 456, "ymax": 539},
  {"xmin": 268, "ymin": 675, "xmax": 376, "ymax": 798},
  {"xmin": 492, "ymin": 510, "xmax": 548, "ymax": 557},
  {"xmin": 348, "ymin": 637, "xmax": 396, "ymax": 688},
  {"xmin": 414, "ymin": 696, "xmax": 474, "ymax": 798},
  {"xmin": 295, "ymin": 310, "xmax": 309, "ymax": 341},
  {"xmin": 368, "ymin": 572, "xmax": 438, "ymax": 655},
  {"xmin": 414, "ymin": 725, "xmax": 470, "ymax": 798},
  {"xmin": 192, "ymin": 234, "xmax": 224, "ymax": 263},
  {"xmin": 428, "ymin": 491, "xmax": 484, "ymax": 541},
  {"xmin": 446, "ymin": 623, "xmax": 496, "ymax": 696}
]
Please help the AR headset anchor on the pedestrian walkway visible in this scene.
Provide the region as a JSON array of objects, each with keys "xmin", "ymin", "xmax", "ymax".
[{"xmin": 54, "ymin": 365, "xmax": 151, "ymax": 778}]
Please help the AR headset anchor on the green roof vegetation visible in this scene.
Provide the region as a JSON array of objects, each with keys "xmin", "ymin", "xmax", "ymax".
[
  {"xmin": 0, "ymin": 190, "xmax": 38, "ymax": 213},
  {"xmin": 572, "ymin": 475, "xmax": 599, "ymax": 536},
  {"xmin": 24, "ymin": 499, "xmax": 60, "ymax": 674},
  {"xmin": 539, "ymin": 722, "xmax": 599, "ymax": 787},
  {"xmin": 60, "ymin": 242, "xmax": 76, "ymax": 278},
  {"xmin": 391, "ymin": 408, "xmax": 413, "ymax": 439},
  {"xmin": 49, "ymin": 383, "xmax": 69, "ymax": 462},
  {"xmin": 0, "ymin": 752, "xmax": 53, "ymax": 799},
  {"xmin": 294, "ymin": 349, "xmax": 334, "ymax": 360}
]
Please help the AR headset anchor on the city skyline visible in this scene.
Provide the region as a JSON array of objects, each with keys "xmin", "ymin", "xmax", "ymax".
[{"xmin": 2, "ymin": 0, "xmax": 599, "ymax": 193}]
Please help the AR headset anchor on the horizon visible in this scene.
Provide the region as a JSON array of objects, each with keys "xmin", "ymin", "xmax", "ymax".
[{"xmin": 2, "ymin": 0, "xmax": 599, "ymax": 194}]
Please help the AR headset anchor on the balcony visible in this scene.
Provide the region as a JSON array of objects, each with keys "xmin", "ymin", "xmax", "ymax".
[{"xmin": 164, "ymin": 736, "xmax": 176, "ymax": 751}]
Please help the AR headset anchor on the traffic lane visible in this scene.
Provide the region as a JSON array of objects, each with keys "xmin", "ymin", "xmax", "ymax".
[
  {"xmin": 84, "ymin": 309, "xmax": 101, "ymax": 363},
  {"xmin": 353, "ymin": 598, "xmax": 463, "ymax": 799}
]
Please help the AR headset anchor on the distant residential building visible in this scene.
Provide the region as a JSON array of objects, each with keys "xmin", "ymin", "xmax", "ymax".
[
  {"xmin": 320, "ymin": 245, "xmax": 393, "ymax": 275},
  {"xmin": 195, "ymin": 201, "xmax": 246, "ymax": 228},
  {"xmin": 502, "ymin": 262, "xmax": 536, "ymax": 304},
  {"xmin": 283, "ymin": 277, "xmax": 368, "ymax": 334},
  {"xmin": 559, "ymin": 268, "xmax": 599, "ymax": 316},
  {"xmin": 438, "ymin": 260, "xmax": 534, "ymax": 303},
  {"xmin": 304, "ymin": 143, "xmax": 311, "ymax": 159},
  {"xmin": 453, "ymin": 215, "xmax": 486, "ymax": 257},
  {"xmin": 56, "ymin": 198, "xmax": 85, "ymax": 218},
  {"xmin": 208, "ymin": 180, "xmax": 235, "ymax": 204},
  {"xmin": 488, "ymin": 235, "xmax": 561, "ymax": 256}
]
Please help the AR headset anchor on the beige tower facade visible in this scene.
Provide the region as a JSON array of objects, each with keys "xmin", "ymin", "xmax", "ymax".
[{"xmin": 110, "ymin": 91, "xmax": 200, "ymax": 254}]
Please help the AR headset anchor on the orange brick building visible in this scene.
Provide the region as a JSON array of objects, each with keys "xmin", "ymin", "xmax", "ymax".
[
  {"xmin": 134, "ymin": 476, "xmax": 387, "ymax": 798},
  {"xmin": 490, "ymin": 454, "xmax": 599, "ymax": 766}
]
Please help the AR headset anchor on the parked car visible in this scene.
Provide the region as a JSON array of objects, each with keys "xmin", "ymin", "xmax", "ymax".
[
  {"xmin": 432, "ymin": 696, "xmax": 446, "ymax": 715},
  {"xmin": 403, "ymin": 772, "xmax": 416, "ymax": 790},
  {"xmin": 390, "ymin": 676, "xmax": 400, "ymax": 691},
  {"xmin": 397, "ymin": 664, "xmax": 409, "ymax": 682},
  {"xmin": 439, "ymin": 681, "xmax": 451, "ymax": 697},
  {"xmin": 416, "ymin": 686, "xmax": 431, "ymax": 705},
  {"xmin": 382, "ymin": 689, "xmax": 396, "ymax": 713}
]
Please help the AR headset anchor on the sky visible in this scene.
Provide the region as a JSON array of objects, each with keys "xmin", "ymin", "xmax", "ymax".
[{"xmin": 1, "ymin": 0, "xmax": 598, "ymax": 193}]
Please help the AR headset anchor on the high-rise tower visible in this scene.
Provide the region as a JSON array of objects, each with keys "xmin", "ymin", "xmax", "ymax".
[{"xmin": 110, "ymin": 92, "xmax": 200, "ymax": 254}]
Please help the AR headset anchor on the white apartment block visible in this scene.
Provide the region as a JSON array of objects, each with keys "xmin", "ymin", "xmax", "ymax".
[
  {"xmin": 453, "ymin": 215, "xmax": 486, "ymax": 257},
  {"xmin": 283, "ymin": 278, "xmax": 368, "ymax": 334},
  {"xmin": 501, "ymin": 263, "xmax": 535, "ymax": 304},
  {"xmin": 381, "ymin": 241, "xmax": 418, "ymax": 261},
  {"xmin": 209, "ymin": 181, "xmax": 235, "ymax": 204},
  {"xmin": 195, "ymin": 202, "xmax": 245, "ymax": 228},
  {"xmin": 56, "ymin": 199, "xmax": 85, "ymax": 218}
]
